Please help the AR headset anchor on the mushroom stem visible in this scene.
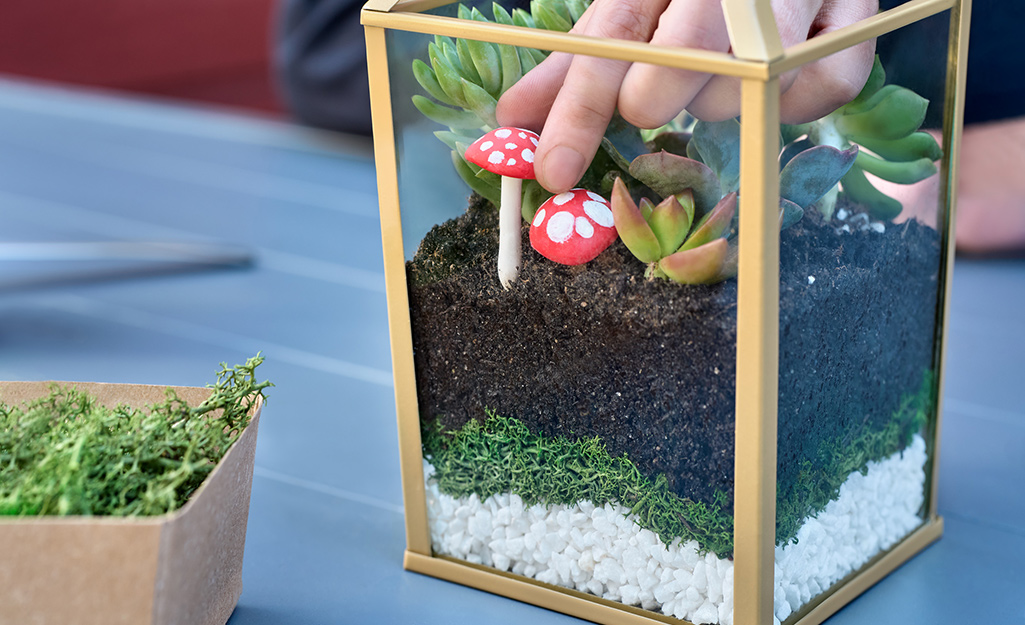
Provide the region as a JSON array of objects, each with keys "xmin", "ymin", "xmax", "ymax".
[{"xmin": 498, "ymin": 176, "xmax": 523, "ymax": 289}]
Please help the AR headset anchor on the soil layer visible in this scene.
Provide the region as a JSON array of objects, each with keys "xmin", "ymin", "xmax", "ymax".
[{"xmin": 407, "ymin": 195, "xmax": 940, "ymax": 510}]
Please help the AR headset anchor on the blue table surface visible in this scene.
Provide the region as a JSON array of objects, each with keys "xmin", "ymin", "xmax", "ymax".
[{"xmin": 1, "ymin": 78, "xmax": 1022, "ymax": 625}]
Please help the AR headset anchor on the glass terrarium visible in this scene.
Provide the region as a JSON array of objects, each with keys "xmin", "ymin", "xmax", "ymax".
[{"xmin": 362, "ymin": 0, "xmax": 969, "ymax": 623}]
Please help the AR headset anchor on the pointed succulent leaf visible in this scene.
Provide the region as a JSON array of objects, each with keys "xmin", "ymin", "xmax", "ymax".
[
  {"xmin": 532, "ymin": 0, "xmax": 573, "ymax": 31},
  {"xmin": 498, "ymin": 43, "xmax": 522, "ymax": 93},
  {"xmin": 412, "ymin": 95, "xmax": 482, "ymax": 128},
  {"xmin": 452, "ymin": 151, "xmax": 501, "ymax": 205},
  {"xmin": 648, "ymin": 191, "xmax": 694, "ymax": 256},
  {"xmin": 845, "ymin": 56, "xmax": 887, "ymax": 112},
  {"xmin": 412, "ymin": 59, "xmax": 455, "ymax": 106},
  {"xmin": 440, "ymin": 40, "xmax": 465, "ymax": 74},
  {"xmin": 434, "ymin": 34, "xmax": 454, "ymax": 50},
  {"xmin": 691, "ymin": 119, "xmax": 741, "ymax": 194},
  {"xmin": 779, "ymin": 198, "xmax": 804, "ymax": 230},
  {"xmin": 474, "ymin": 167, "xmax": 503, "ymax": 186},
  {"xmin": 469, "ymin": 6, "xmax": 490, "ymax": 22},
  {"xmin": 492, "ymin": 2, "xmax": 514, "ymax": 24},
  {"xmin": 459, "ymin": 79, "xmax": 499, "ymax": 128},
  {"xmin": 611, "ymin": 178, "xmax": 662, "ymax": 263},
  {"xmin": 526, "ymin": 47, "xmax": 548, "ymax": 64},
  {"xmin": 855, "ymin": 151, "xmax": 938, "ymax": 184},
  {"xmin": 855, "ymin": 131, "xmax": 942, "ymax": 163},
  {"xmin": 841, "ymin": 165, "xmax": 903, "ymax": 221},
  {"xmin": 456, "ymin": 38, "xmax": 484, "ymax": 85},
  {"xmin": 521, "ymin": 180, "xmax": 549, "ymax": 222},
  {"xmin": 659, "ymin": 238, "xmax": 729, "ymax": 285},
  {"xmin": 512, "ymin": 8, "xmax": 536, "ymax": 28},
  {"xmin": 629, "ymin": 151, "xmax": 721, "ymax": 217},
  {"xmin": 457, "ymin": 3, "xmax": 472, "ymax": 20},
  {"xmin": 778, "ymin": 138, "xmax": 815, "ymax": 170},
  {"xmin": 435, "ymin": 130, "xmax": 481, "ymax": 151},
  {"xmin": 673, "ymin": 189, "xmax": 696, "ymax": 223},
  {"xmin": 837, "ymin": 85, "xmax": 928, "ymax": 141},
  {"xmin": 517, "ymin": 46, "xmax": 539, "ymax": 73},
  {"xmin": 681, "ymin": 192, "xmax": 735, "ymax": 251},
  {"xmin": 638, "ymin": 197, "xmax": 654, "ymax": 221},
  {"xmin": 465, "ymin": 38, "xmax": 502, "ymax": 96},
  {"xmin": 566, "ymin": 0, "xmax": 589, "ymax": 22},
  {"xmin": 779, "ymin": 144, "xmax": 858, "ymax": 209},
  {"xmin": 428, "ymin": 43, "xmax": 469, "ymax": 108}
]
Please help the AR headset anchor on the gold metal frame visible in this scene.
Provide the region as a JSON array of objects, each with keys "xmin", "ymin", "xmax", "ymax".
[{"xmin": 363, "ymin": 0, "xmax": 970, "ymax": 621}]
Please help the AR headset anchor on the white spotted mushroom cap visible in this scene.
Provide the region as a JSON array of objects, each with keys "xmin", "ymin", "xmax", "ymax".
[
  {"xmin": 529, "ymin": 189, "xmax": 618, "ymax": 265},
  {"xmin": 464, "ymin": 127, "xmax": 539, "ymax": 179}
]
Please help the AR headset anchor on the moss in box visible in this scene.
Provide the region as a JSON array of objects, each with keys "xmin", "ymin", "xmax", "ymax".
[{"xmin": 0, "ymin": 356, "xmax": 271, "ymax": 517}]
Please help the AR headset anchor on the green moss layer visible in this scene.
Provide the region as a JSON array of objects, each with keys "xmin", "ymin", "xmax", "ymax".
[
  {"xmin": 423, "ymin": 412, "xmax": 735, "ymax": 558},
  {"xmin": 775, "ymin": 371, "xmax": 932, "ymax": 543},
  {"xmin": 424, "ymin": 372, "xmax": 932, "ymax": 558}
]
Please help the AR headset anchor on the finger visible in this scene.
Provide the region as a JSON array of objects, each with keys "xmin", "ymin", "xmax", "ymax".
[
  {"xmin": 779, "ymin": 38, "xmax": 875, "ymax": 123},
  {"xmin": 617, "ymin": 0, "xmax": 732, "ymax": 128},
  {"xmin": 533, "ymin": 55, "xmax": 631, "ymax": 192},
  {"xmin": 534, "ymin": 0, "xmax": 670, "ymax": 192},
  {"xmin": 496, "ymin": 2, "xmax": 600, "ymax": 130},
  {"xmin": 495, "ymin": 51, "xmax": 573, "ymax": 131},
  {"xmin": 683, "ymin": 0, "xmax": 822, "ymax": 120},
  {"xmin": 779, "ymin": 0, "xmax": 878, "ymax": 123}
]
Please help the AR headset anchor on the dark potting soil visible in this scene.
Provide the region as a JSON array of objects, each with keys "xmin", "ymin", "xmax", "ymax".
[{"xmin": 407, "ymin": 194, "xmax": 941, "ymax": 510}]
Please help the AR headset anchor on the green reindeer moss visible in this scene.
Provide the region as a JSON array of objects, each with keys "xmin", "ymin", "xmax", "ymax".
[{"xmin": 0, "ymin": 356, "xmax": 271, "ymax": 517}]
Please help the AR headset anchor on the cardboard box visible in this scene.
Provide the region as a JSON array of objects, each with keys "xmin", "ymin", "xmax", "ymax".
[{"xmin": 0, "ymin": 381, "xmax": 262, "ymax": 625}]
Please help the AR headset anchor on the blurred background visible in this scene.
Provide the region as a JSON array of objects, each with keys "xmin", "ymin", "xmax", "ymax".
[{"xmin": 1, "ymin": 0, "xmax": 283, "ymax": 115}]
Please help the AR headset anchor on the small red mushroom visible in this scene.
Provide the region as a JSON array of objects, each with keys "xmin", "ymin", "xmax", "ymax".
[
  {"xmin": 465, "ymin": 127, "xmax": 540, "ymax": 289},
  {"xmin": 529, "ymin": 189, "xmax": 618, "ymax": 265}
]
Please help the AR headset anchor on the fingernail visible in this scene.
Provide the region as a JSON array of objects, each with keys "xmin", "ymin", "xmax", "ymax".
[{"xmin": 541, "ymin": 146, "xmax": 586, "ymax": 193}]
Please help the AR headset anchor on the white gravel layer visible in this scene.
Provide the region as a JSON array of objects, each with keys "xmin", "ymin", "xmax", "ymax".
[{"xmin": 425, "ymin": 434, "xmax": 926, "ymax": 624}]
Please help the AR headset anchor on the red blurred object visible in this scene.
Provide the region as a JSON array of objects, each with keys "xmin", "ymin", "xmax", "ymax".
[{"xmin": 0, "ymin": 0, "xmax": 284, "ymax": 115}]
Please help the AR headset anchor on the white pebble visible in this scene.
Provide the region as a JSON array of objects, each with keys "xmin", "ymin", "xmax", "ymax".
[{"xmin": 423, "ymin": 435, "xmax": 928, "ymax": 624}]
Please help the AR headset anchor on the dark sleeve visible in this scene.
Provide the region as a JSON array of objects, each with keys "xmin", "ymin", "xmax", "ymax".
[
  {"xmin": 274, "ymin": 0, "xmax": 373, "ymax": 136},
  {"xmin": 877, "ymin": 0, "xmax": 1025, "ymax": 125}
]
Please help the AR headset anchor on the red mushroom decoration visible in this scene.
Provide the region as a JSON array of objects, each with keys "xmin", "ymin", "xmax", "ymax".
[
  {"xmin": 529, "ymin": 189, "xmax": 618, "ymax": 265},
  {"xmin": 464, "ymin": 127, "xmax": 540, "ymax": 289}
]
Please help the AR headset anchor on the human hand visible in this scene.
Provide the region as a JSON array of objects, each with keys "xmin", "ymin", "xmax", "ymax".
[{"xmin": 496, "ymin": 0, "xmax": 878, "ymax": 193}]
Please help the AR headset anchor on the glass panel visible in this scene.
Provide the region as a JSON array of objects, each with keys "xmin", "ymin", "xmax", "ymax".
[
  {"xmin": 389, "ymin": 8, "xmax": 741, "ymax": 622},
  {"xmin": 773, "ymin": 13, "xmax": 950, "ymax": 622}
]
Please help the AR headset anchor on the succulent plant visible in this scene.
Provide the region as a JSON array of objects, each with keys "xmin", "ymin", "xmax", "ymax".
[
  {"xmin": 789, "ymin": 56, "xmax": 943, "ymax": 221},
  {"xmin": 411, "ymin": 0, "xmax": 591, "ymax": 216},
  {"xmin": 410, "ymin": 7, "xmax": 932, "ymax": 286},
  {"xmin": 605, "ymin": 119, "xmax": 858, "ymax": 283},
  {"xmin": 611, "ymin": 178, "xmax": 736, "ymax": 284}
]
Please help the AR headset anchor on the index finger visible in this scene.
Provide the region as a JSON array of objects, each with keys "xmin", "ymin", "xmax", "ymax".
[{"xmin": 532, "ymin": 0, "xmax": 670, "ymax": 193}]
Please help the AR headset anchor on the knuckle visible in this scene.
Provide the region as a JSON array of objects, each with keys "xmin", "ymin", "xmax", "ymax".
[
  {"xmin": 567, "ymin": 96, "xmax": 614, "ymax": 129},
  {"xmin": 619, "ymin": 94, "xmax": 674, "ymax": 129},
  {"xmin": 593, "ymin": 3, "xmax": 653, "ymax": 41}
]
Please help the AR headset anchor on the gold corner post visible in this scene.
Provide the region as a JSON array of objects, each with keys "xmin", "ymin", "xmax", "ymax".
[
  {"xmin": 721, "ymin": 1, "xmax": 783, "ymax": 623},
  {"xmin": 363, "ymin": 18, "xmax": 432, "ymax": 556},
  {"xmin": 930, "ymin": 0, "xmax": 972, "ymax": 520},
  {"xmin": 733, "ymin": 75, "xmax": 781, "ymax": 625}
]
